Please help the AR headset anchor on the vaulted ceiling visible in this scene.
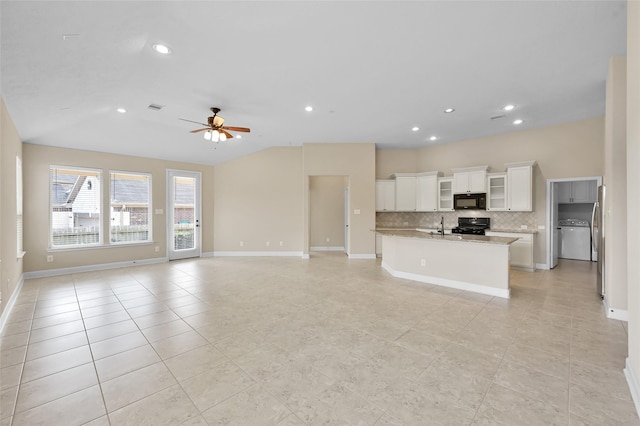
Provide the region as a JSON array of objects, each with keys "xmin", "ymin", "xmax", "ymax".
[{"xmin": 1, "ymin": 1, "xmax": 627, "ymax": 165}]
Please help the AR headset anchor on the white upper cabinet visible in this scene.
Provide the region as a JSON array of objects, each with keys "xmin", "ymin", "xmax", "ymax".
[
  {"xmin": 392, "ymin": 174, "xmax": 417, "ymax": 211},
  {"xmin": 452, "ymin": 166, "xmax": 488, "ymax": 194},
  {"xmin": 375, "ymin": 180, "xmax": 395, "ymax": 212},
  {"xmin": 506, "ymin": 161, "xmax": 536, "ymax": 211},
  {"xmin": 558, "ymin": 180, "xmax": 597, "ymax": 203},
  {"xmin": 487, "ymin": 173, "xmax": 507, "ymax": 211},
  {"xmin": 416, "ymin": 172, "xmax": 441, "ymax": 212}
]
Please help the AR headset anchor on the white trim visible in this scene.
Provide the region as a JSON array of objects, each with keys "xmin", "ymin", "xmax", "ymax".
[
  {"xmin": 624, "ymin": 358, "xmax": 640, "ymax": 418},
  {"xmin": 201, "ymin": 251, "xmax": 215, "ymax": 258},
  {"xmin": 382, "ymin": 261, "xmax": 510, "ymax": 299},
  {"xmin": 310, "ymin": 246, "xmax": 345, "ymax": 252},
  {"xmin": 302, "ymin": 253, "xmax": 310, "ymax": 259},
  {"xmin": 603, "ymin": 298, "xmax": 629, "ymax": 321},
  {"xmin": 0, "ymin": 274, "xmax": 25, "ymax": 334},
  {"xmin": 348, "ymin": 253, "xmax": 377, "ymax": 259},
  {"xmin": 23, "ymin": 257, "xmax": 168, "ymax": 279},
  {"xmin": 212, "ymin": 251, "xmax": 304, "ymax": 257},
  {"xmin": 535, "ymin": 263, "xmax": 549, "ymax": 270}
]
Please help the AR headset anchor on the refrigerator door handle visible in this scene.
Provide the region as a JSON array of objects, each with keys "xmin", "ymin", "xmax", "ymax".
[{"xmin": 591, "ymin": 201, "xmax": 598, "ymax": 252}]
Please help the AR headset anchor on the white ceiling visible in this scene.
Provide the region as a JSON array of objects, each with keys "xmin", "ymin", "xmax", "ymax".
[{"xmin": 1, "ymin": 1, "xmax": 627, "ymax": 166}]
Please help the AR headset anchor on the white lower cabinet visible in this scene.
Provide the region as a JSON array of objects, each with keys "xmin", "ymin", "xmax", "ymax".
[
  {"xmin": 376, "ymin": 233, "xmax": 382, "ymax": 257},
  {"xmin": 485, "ymin": 231, "xmax": 535, "ymax": 272}
]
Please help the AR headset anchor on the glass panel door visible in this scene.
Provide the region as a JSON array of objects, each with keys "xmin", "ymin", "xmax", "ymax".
[{"xmin": 167, "ymin": 170, "xmax": 201, "ymax": 260}]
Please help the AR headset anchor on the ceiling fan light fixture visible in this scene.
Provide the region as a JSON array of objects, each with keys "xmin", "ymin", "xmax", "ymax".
[
  {"xmin": 204, "ymin": 131, "xmax": 212, "ymax": 140},
  {"xmin": 212, "ymin": 130, "xmax": 220, "ymax": 142},
  {"xmin": 219, "ymin": 132, "xmax": 227, "ymax": 142}
]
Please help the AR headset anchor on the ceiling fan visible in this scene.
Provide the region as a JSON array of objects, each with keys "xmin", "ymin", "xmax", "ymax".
[{"xmin": 180, "ymin": 107, "xmax": 250, "ymax": 142}]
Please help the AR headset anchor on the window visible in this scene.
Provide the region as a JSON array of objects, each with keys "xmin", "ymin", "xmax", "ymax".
[
  {"xmin": 17, "ymin": 156, "xmax": 24, "ymax": 257},
  {"xmin": 50, "ymin": 166, "xmax": 102, "ymax": 248},
  {"xmin": 110, "ymin": 171, "xmax": 152, "ymax": 244}
]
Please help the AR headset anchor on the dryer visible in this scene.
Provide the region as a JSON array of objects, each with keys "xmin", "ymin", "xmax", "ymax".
[{"xmin": 558, "ymin": 219, "xmax": 591, "ymax": 261}]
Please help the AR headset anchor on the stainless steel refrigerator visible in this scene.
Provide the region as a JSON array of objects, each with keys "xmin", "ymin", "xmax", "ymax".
[{"xmin": 592, "ymin": 185, "xmax": 605, "ymax": 298}]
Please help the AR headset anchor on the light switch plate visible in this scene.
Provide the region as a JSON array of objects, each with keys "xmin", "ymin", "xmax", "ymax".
[{"xmin": 354, "ymin": 209, "xmax": 361, "ymax": 215}]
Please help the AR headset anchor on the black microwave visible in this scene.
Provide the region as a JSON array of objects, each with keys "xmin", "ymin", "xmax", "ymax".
[{"xmin": 454, "ymin": 193, "xmax": 486, "ymax": 210}]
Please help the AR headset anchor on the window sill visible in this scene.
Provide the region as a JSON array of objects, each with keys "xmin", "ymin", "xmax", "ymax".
[{"xmin": 49, "ymin": 242, "xmax": 155, "ymax": 253}]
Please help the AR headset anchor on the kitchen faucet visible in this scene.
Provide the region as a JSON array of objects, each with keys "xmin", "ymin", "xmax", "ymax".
[{"xmin": 439, "ymin": 216, "xmax": 445, "ymax": 236}]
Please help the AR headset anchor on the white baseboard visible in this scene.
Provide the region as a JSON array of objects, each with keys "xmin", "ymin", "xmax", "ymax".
[
  {"xmin": 624, "ymin": 358, "xmax": 640, "ymax": 418},
  {"xmin": 23, "ymin": 257, "xmax": 168, "ymax": 279},
  {"xmin": 603, "ymin": 298, "xmax": 629, "ymax": 321},
  {"xmin": 310, "ymin": 246, "xmax": 345, "ymax": 252},
  {"xmin": 348, "ymin": 254, "xmax": 377, "ymax": 259},
  {"xmin": 0, "ymin": 274, "xmax": 25, "ymax": 334},
  {"xmin": 201, "ymin": 251, "xmax": 215, "ymax": 258},
  {"xmin": 301, "ymin": 254, "xmax": 310, "ymax": 260},
  {"xmin": 381, "ymin": 262, "xmax": 510, "ymax": 299},
  {"xmin": 535, "ymin": 263, "xmax": 549, "ymax": 270},
  {"xmin": 212, "ymin": 251, "xmax": 304, "ymax": 257}
]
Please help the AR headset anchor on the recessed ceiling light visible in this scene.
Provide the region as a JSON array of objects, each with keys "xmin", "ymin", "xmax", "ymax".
[
  {"xmin": 152, "ymin": 44, "xmax": 171, "ymax": 55},
  {"xmin": 444, "ymin": 108, "xmax": 455, "ymax": 113},
  {"xmin": 116, "ymin": 108, "xmax": 127, "ymax": 114},
  {"xmin": 305, "ymin": 106, "xmax": 313, "ymax": 112},
  {"xmin": 503, "ymin": 104, "xmax": 515, "ymax": 111},
  {"xmin": 429, "ymin": 136, "xmax": 437, "ymax": 141},
  {"xmin": 513, "ymin": 119, "xmax": 524, "ymax": 125},
  {"xmin": 412, "ymin": 126, "xmax": 419, "ymax": 132},
  {"xmin": 235, "ymin": 135, "xmax": 242, "ymax": 139}
]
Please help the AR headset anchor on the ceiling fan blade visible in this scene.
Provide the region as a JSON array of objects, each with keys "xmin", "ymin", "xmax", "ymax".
[
  {"xmin": 220, "ymin": 129, "xmax": 234, "ymax": 140},
  {"xmin": 222, "ymin": 126, "xmax": 251, "ymax": 133},
  {"xmin": 179, "ymin": 118, "xmax": 208, "ymax": 126},
  {"xmin": 190, "ymin": 128, "xmax": 211, "ymax": 133},
  {"xmin": 213, "ymin": 116, "xmax": 224, "ymax": 127}
]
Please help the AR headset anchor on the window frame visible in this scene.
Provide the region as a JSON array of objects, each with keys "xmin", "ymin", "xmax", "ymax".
[
  {"xmin": 49, "ymin": 165, "xmax": 103, "ymax": 249},
  {"xmin": 109, "ymin": 170, "xmax": 153, "ymax": 245}
]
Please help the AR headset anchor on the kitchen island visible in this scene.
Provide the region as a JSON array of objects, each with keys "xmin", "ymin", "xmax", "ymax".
[{"xmin": 377, "ymin": 229, "xmax": 518, "ymax": 298}]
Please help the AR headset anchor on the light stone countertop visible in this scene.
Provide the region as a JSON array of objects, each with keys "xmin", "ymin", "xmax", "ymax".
[
  {"xmin": 375, "ymin": 229, "xmax": 518, "ymax": 245},
  {"xmin": 488, "ymin": 228, "xmax": 538, "ymax": 234}
]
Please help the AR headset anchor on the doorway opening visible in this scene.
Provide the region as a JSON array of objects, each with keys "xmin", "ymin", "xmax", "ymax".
[
  {"xmin": 309, "ymin": 176, "xmax": 349, "ymax": 256},
  {"xmin": 546, "ymin": 176, "xmax": 601, "ymax": 269}
]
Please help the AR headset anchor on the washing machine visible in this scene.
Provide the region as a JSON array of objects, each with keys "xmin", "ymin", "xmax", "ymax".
[{"xmin": 559, "ymin": 219, "xmax": 592, "ymax": 261}]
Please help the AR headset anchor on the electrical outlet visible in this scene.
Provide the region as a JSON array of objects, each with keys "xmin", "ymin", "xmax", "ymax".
[
  {"xmin": 266, "ymin": 241, "xmax": 270, "ymax": 247},
  {"xmin": 46, "ymin": 255, "xmax": 54, "ymax": 263},
  {"xmin": 420, "ymin": 258, "xmax": 426, "ymax": 267},
  {"xmin": 354, "ymin": 209, "xmax": 361, "ymax": 215},
  {"xmin": 154, "ymin": 246, "xmax": 160, "ymax": 252},
  {"xmin": 326, "ymin": 237, "xmax": 330, "ymax": 242},
  {"xmin": 279, "ymin": 241, "xmax": 283, "ymax": 247},
  {"xmin": 520, "ymin": 225, "xmax": 528, "ymax": 230},
  {"xmin": 239, "ymin": 241, "xmax": 244, "ymax": 247}
]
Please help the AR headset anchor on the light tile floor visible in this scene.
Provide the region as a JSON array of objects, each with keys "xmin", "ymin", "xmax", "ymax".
[{"xmin": 1, "ymin": 253, "xmax": 638, "ymax": 425}]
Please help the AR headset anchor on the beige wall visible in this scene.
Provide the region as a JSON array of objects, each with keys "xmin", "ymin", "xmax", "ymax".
[
  {"xmin": 604, "ymin": 56, "xmax": 628, "ymax": 314},
  {"xmin": 376, "ymin": 150, "xmax": 419, "ymax": 179},
  {"xmin": 303, "ymin": 143, "xmax": 376, "ymax": 256},
  {"xmin": 0, "ymin": 97, "xmax": 24, "ymax": 316},
  {"xmin": 376, "ymin": 117, "xmax": 604, "ymax": 265},
  {"xmin": 626, "ymin": 0, "xmax": 640, "ymax": 406},
  {"xmin": 213, "ymin": 147, "xmax": 303, "ymax": 252},
  {"xmin": 22, "ymin": 144, "xmax": 214, "ymax": 272},
  {"xmin": 310, "ymin": 176, "xmax": 346, "ymax": 249}
]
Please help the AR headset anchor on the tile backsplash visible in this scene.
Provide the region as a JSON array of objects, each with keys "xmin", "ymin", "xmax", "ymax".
[{"xmin": 376, "ymin": 211, "xmax": 537, "ymax": 231}]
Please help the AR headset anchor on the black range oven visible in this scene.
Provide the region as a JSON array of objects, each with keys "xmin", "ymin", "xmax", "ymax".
[{"xmin": 451, "ymin": 217, "xmax": 491, "ymax": 235}]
